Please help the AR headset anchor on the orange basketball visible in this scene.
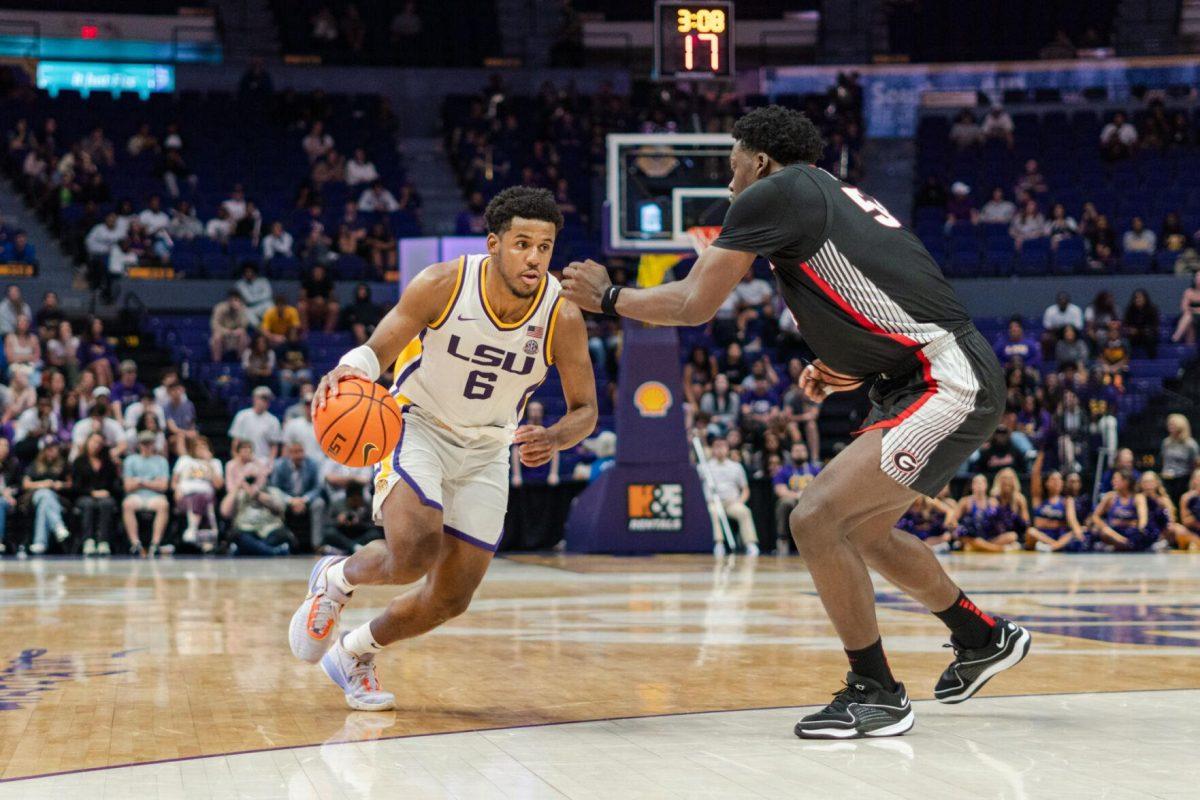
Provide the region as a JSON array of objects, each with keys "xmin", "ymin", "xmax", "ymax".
[{"xmin": 313, "ymin": 377, "xmax": 403, "ymax": 467}]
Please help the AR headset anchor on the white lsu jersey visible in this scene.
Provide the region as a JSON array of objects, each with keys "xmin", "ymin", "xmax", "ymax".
[{"xmin": 390, "ymin": 253, "xmax": 564, "ymax": 446}]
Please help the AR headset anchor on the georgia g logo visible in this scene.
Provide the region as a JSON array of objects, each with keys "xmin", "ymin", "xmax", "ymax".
[{"xmin": 892, "ymin": 451, "xmax": 919, "ymax": 473}]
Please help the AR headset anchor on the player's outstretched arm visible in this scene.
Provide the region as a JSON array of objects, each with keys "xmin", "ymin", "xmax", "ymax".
[
  {"xmin": 561, "ymin": 244, "xmax": 755, "ymax": 327},
  {"xmin": 513, "ymin": 302, "xmax": 598, "ymax": 468},
  {"xmin": 313, "ymin": 261, "xmax": 457, "ymax": 411}
]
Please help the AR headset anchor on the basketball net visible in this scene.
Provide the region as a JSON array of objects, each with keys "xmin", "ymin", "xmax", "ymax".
[{"xmin": 687, "ymin": 225, "xmax": 722, "ymax": 256}]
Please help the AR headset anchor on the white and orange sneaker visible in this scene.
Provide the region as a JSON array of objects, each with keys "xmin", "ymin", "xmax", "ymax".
[
  {"xmin": 321, "ymin": 638, "xmax": 396, "ymax": 711},
  {"xmin": 289, "ymin": 555, "xmax": 351, "ymax": 663}
]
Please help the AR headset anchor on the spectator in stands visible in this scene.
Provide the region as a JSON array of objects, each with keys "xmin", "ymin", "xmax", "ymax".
[
  {"xmin": 163, "ymin": 379, "xmax": 196, "ymax": 456},
  {"xmin": 235, "ymin": 263, "xmax": 274, "ymax": 326},
  {"xmin": 1054, "ymin": 325, "xmax": 1089, "ymax": 370},
  {"xmin": 322, "ymin": 465, "xmax": 381, "ymax": 555},
  {"xmin": 0, "ymin": 437, "xmax": 15, "ymax": 553},
  {"xmin": 346, "ymin": 147, "xmax": 379, "ymax": 187},
  {"xmin": 121, "ymin": 430, "xmax": 170, "ymax": 556},
  {"xmin": 707, "ymin": 437, "xmax": 759, "ymax": 556},
  {"xmin": 206, "ymin": 207, "xmax": 234, "ymax": 245},
  {"xmin": 127, "ymin": 123, "xmax": 158, "ymax": 157},
  {"xmin": 1173, "ymin": 272, "xmax": 1200, "ymax": 344},
  {"xmin": 1124, "ymin": 289, "xmax": 1159, "ymax": 358},
  {"xmin": 3, "ymin": 231, "xmax": 36, "ymax": 267},
  {"xmin": 298, "ymin": 263, "xmax": 340, "ymax": 333},
  {"xmin": 281, "ymin": 390, "xmax": 321, "ymax": 461},
  {"xmin": 1161, "ymin": 414, "xmax": 1199, "ymax": 497},
  {"xmin": 1122, "ymin": 217, "xmax": 1156, "ymax": 255},
  {"xmin": 337, "ymin": 202, "xmax": 368, "ymax": 253},
  {"xmin": 261, "ymin": 221, "xmax": 294, "ymax": 263},
  {"xmin": 71, "ymin": 431, "xmax": 120, "ymax": 556},
  {"xmin": 220, "ymin": 438, "xmax": 269, "ymax": 520},
  {"xmin": 1, "ymin": 364, "xmax": 35, "ymax": 425},
  {"xmin": 167, "ymin": 201, "xmax": 203, "ymax": 241},
  {"xmin": 1014, "ymin": 159, "xmax": 1048, "ymax": 198},
  {"xmin": 310, "ymin": 151, "xmax": 345, "ymax": 188},
  {"xmin": 111, "ymin": 360, "xmax": 145, "ymax": 410},
  {"xmin": 948, "ymin": 109, "xmax": 982, "ymax": 150},
  {"xmin": 772, "ymin": 442, "xmax": 820, "ymax": 554},
  {"xmin": 945, "ymin": 182, "xmax": 977, "ymax": 227},
  {"xmin": 4, "ymin": 314, "xmax": 40, "ymax": 380},
  {"xmin": 210, "ymin": 291, "xmax": 251, "ymax": 362},
  {"xmin": 78, "ymin": 317, "xmax": 116, "ymax": 387},
  {"xmin": 156, "ymin": 147, "xmax": 195, "ymax": 198},
  {"xmin": 302, "ymin": 120, "xmax": 336, "ymax": 164},
  {"xmin": 1009, "ymin": 199, "xmax": 1047, "ymax": 250},
  {"xmin": 1040, "ymin": 292, "xmax": 1083, "ymax": 359},
  {"xmin": 23, "ymin": 438, "xmax": 70, "ymax": 555},
  {"xmin": 172, "ymin": 435, "xmax": 222, "ymax": 552},
  {"xmin": 261, "ymin": 294, "xmax": 301, "ymax": 346},
  {"xmin": 275, "ymin": 326, "xmax": 313, "ymax": 399},
  {"xmin": 0, "ymin": 285, "xmax": 31, "ymax": 337},
  {"xmin": 1161, "ymin": 212, "xmax": 1188, "ymax": 254},
  {"xmin": 270, "ymin": 438, "xmax": 326, "ymax": 550},
  {"xmin": 1098, "ymin": 319, "xmax": 1131, "ymax": 377},
  {"xmin": 137, "ymin": 195, "xmax": 169, "ymax": 240},
  {"xmin": 682, "ymin": 345, "xmax": 717, "ymax": 406},
  {"xmin": 976, "ymin": 425, "xmax": 1027, "ymax": 477},
  {"xmin": 1100, "ymin": 111, "xmax": 1137, "ymax": 161},
  {"xmin": 34, "ymin": 291, "xmax": 63, "ymax": 332},
  {"xmin": 1047, "ymin": 203, "xmax": 1078, "ymax": 249},
  {"xmin": 339, "ymin": 283, "xmax": 384, "ymax": 345},
  {"xmin": 978, "ymin": 187, "xmax": 1016, "ymax": 225},
  {"xmin": 1086, "ymin": 215, "xmax": 1118, "ymax": 271},
  {"xmin": 981, "ymin": 104, "xmax": 1015, "ymax": 148},
  {"xmin": 455, "ymin": 191, "xmax": 487, "ymax": 235},
  {"xmin": 1038, "ymin": 29, "xmax": 1076, "ymax": 59},
  {"xmin": 994, "ymin": 317, "xmax": 1040, "ymax": 367},
  {"xmin": 242, "ymin": 334, "xmax": 276, "ymax": 391},
  {"xmin": 364, "ymin": 222, "xmax": 397, "ymax": 276},
  {"xmin": 71, "ymin": 388, "xmax": 126, "ymax": 459},
  {"xmin": 227, "ymin": 475, "xmax": 296, "ymax": 556},
  {"xmin": 229, "ymin": 386, "xmax": 281, "ymax": 462},
  {"xmin": 358, "ymin": 181, "xmax": 400, "ymax": 212},
  {"xmin": 12, "ymin": 388, "xmax": 58, "ymax": 454},
  {"xmin": 300, "ymin": 221, "xmax": 334, "ymax": 267}
]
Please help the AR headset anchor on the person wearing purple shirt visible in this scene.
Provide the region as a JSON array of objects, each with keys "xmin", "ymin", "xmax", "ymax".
[
  {"xmin": 111, "ymin": 359, "xmax": 146, "ymax": 409},
  {"xmin": 739, "ymin": 376, "xmax": 779, "ymax": 424},
  {"xmin": 993, "ymin": 317, "xmax": 1040, "ymax": 368}
]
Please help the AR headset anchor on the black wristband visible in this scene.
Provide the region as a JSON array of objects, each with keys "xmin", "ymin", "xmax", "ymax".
[{"xmin": 600, "ymin": 284, "xmax": 622, "ymax": 317}]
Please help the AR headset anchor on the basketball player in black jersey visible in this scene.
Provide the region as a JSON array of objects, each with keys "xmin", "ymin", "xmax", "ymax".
[{"xmin": 562, "ymin": 106, "xmax": 1032, "ymax": 739}]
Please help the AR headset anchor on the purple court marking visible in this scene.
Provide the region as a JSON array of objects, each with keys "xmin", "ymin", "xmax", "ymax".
[{"xmin": 0, "ymin": 687, "xmax": 1188, "ymax": 784}]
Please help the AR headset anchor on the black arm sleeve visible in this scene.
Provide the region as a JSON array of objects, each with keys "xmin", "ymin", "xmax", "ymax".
[{"xmin": 711, "ymin": 172, "xmax": 826, "ymax": 257}]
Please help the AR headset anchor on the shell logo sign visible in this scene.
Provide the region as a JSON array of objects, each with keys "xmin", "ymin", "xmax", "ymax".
[{"xmin": 633, "ymin": 381, "xmax": 672, "ymax": 418}]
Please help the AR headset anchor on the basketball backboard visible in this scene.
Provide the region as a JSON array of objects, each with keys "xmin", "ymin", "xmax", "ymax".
[{"xmin": 605, "ymin": 133, "xmax": 733, "ymax": 254}]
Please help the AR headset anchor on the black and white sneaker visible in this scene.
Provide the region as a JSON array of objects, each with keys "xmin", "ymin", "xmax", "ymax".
[
  {"xmin": 794, "ymin": 673, "xmax": 914, "ymax": 739},
  {"xmin": 934, "ymin": 617, "xmax": 1032, "ymax": 704}
]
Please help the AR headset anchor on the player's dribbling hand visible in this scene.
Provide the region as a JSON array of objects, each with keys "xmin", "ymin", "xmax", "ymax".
[
  {"xmin": 514, "ymin": 425, "xmax": 558, "ymax": 468},
  {"xmin": 560, "ymin": 259, "xmax": 610, "ymax": 313},
  {"xmin": 312, "ymin": 364, "xmax": 369, "ymax": 415},
  {"xmin": 799, "ymin": 359, "xmax": 863, "ymax": 402}
]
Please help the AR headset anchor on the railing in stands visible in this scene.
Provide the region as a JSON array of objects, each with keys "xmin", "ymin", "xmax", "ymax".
[{"xmin": 0, "ymin": 18, "xmax": 39, "ymax": 58}]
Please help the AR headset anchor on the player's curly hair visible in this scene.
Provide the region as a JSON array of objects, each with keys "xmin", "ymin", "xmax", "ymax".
[
  {"xmin": 732, "ymin": 105, "xmax": 825, "ymax": 166},
  {"xmin": 484, "ymin": 186, "xmax": 564, "ymax": 235}
]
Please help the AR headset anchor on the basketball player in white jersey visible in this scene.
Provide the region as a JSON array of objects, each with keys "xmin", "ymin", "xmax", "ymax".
[{"xmin": 288, "ymin": 187, "xmax": 598, "ymax": 710}]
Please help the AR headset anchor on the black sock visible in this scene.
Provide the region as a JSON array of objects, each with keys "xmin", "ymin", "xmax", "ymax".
[
  {"xmin": 845, "ymin": 638, "xmax": 897, "ymax": 691},
  {"xmin": 933, "ymin": 590, "xmax": 995, "ymax": 649}
]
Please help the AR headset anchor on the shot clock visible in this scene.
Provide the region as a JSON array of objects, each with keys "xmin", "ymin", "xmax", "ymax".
[{"xmin": 654, "ymin": 1, "xmax": 735, "ymax": 80}]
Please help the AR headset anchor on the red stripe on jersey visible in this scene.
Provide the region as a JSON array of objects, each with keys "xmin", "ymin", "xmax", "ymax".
[{"xmin": 796, "ymin": 260, "xmax": 940, "ymax": 436}]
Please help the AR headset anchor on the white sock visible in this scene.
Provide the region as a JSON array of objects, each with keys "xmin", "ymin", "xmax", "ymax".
[
  {"xmin": 342, "ymin": 622, "xmax": 383, "ymax": 658},
  {"xmin": 326, "ymin": 558, "xmax": 356, "ymax": 595}
]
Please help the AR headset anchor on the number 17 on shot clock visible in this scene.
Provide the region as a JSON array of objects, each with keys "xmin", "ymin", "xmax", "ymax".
[{"xmin": 654, "ymin": 1, "xmax": 735, "ymax": 81}]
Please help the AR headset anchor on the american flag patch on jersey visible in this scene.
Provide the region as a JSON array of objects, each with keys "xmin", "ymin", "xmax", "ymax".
[{"xmin": 527, "ymin": 324, "xmax": 544, "ymax": 339}]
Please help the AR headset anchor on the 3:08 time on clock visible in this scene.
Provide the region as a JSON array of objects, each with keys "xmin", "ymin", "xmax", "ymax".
[{"xmin": 654, "ymin": 1, "xmax": 735, "ymax": 80}]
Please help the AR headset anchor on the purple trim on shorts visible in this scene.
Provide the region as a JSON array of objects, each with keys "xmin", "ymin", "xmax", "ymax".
[
  {"xmin": 388, "ymin": 405, "xmax": 440, "ymax": 510},
  {"xmin": 443, "ymin": 523, "xmax": 499, "ymax": 552}
]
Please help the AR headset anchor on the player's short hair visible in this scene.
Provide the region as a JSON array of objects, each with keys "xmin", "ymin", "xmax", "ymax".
[
  {"xmin": 484, "ymin": 186, "xmax": 564, "ymax": 235},
  {"xmin": 732, "ymin": 105, "xmax": 825, "ymax": 166}
]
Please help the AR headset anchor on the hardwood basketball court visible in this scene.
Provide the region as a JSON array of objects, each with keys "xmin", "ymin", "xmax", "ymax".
[{"xmin": 1, "ymin": 553, "xmax": 1197, "ymax": 798}]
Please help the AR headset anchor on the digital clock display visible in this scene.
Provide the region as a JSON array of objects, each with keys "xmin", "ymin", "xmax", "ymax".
[{"xmin": 654, "ymin": 1, "xmax": 735, "ymax": 80}]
